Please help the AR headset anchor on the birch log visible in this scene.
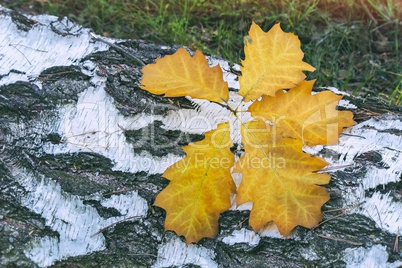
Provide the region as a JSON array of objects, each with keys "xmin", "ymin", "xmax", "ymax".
[{"xmin": 0, "ymin": 6, "xmax": 401, "ymax": 268}]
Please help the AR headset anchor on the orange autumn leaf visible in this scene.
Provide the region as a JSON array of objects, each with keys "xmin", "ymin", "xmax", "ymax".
[
  {"xmin": 249, "ymin": 80, "xmax": 356, "ymax": 146},
  {"xmin": 140, "ymin": 48, "xmax": 229, "ymax": 102},
  {"xmin": 235, "ymin": 119, "xmax": 330, "ymax": 235},
  {"xmin": 153, "ymin": 122, "xmax": 235, "ymax": 244},
  {"xmin": 239, "ymin": 22, "xmax": 315, "ymax": 102}
]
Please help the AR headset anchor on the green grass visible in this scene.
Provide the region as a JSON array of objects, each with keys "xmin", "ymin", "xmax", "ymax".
[{"xmin": 2, "ymin": 0, "xmax": 401, "ymax": 104}]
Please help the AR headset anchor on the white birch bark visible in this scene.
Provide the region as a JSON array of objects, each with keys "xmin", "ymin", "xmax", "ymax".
[{"xmin": 0, "ymin": 5, "xmax": 401, "ymax": 268}]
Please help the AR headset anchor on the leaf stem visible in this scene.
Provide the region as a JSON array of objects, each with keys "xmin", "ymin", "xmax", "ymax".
[{"xmin": 214, "ymin": 100, "xmax": 237, "ymax": 115}]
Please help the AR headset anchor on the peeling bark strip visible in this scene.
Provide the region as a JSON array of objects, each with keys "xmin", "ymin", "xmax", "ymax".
[{"xmin": 1, "ymin": 5, "xmax": 402, "ymax": 267}]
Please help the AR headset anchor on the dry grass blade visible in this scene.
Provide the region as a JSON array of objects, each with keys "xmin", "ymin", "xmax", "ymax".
[
  {"xmin": 323, "ymin": 201, "xmax": 365, "ymax": 213},
  {"xmin": 313, "ymin": 201, "xmax": 365, "ymax": 230},
  {"xmin": 92, "ymin": 215, "xmax": 143, "ymax": 236},
  {"xmin": 317, "ymin": 234, "xmax": 363, "ymax": 246}
]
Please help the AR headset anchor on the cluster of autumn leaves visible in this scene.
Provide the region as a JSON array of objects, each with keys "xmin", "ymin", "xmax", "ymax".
[{"xmin": 140, "ymin": 22, "xmax": 355, "ymax": 244}]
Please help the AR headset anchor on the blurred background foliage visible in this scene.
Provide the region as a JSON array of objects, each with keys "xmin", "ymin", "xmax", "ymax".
[{"xmin": 2, "ymin": 0, "xmax": 401, "ymax": 103}]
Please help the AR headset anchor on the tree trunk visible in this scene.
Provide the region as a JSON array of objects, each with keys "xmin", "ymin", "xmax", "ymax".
[{"xmin": 0, "ymin": 6, "xmax": 401, "ymax": 268}]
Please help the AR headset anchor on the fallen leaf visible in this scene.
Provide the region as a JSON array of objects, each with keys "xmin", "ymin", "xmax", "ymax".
[
  {"xmin": 235, "ymin": 119, "xmax": 330, "ymax": 235},
  {"xmin": 154, "ymin": 122, "xmax": 235, "ymax": 244},
  {"xmin": 249, "ymin": 80, "xmax": 356, "ymax": 145},
  {"xmin": 239, "ymin": 22, "xmax": 315, "ymax": 102},
  {"xmin": 140, "ymin": 48, "xmax": 229, "ymax": 102}
]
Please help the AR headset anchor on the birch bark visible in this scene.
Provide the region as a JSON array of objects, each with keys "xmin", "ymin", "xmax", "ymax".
[{"xmin": 0, "ymin": 6, "xmax": 401, "ymax": 268}]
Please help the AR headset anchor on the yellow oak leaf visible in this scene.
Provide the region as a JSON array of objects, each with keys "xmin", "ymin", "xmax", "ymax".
[
  {"xmin": 140, "ymin": 47, "xmax": 229, "ymax": 102},
  {"xmin": 235, "ymin": 119, "xmax": 330, "ymax": 235},
  {"xmin": 249, "ymin": 80, "xmax": 356, "ymax": 145},
  {"xmin": 154, "ymin": 122, "xmax": 235, "ymax": 244},
  {"xmin": 239, "ymin": 22, "xmax": 315, "ymax": 102}
]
